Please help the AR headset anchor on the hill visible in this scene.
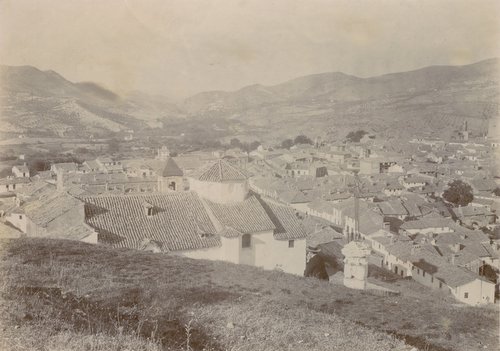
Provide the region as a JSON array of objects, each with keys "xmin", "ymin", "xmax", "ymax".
[
  {"xmin": 0, "ymin": 65, "xmax": 182, "ymax": 138},
  {"xmin": 184, "ymin": 59, "xmax": 500, "ymax": 141},
  {"xmin": 1, "ymin": 59, "xmax": 498, "ymax": 141},
  {"xmin": 1, "ymin": 238, "xmax": 498, "ymax": 351}
]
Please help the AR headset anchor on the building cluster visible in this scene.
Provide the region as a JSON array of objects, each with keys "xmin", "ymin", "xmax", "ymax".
[{"xmin": 0, "ymin": 129, "xmax": 499, "ymax": 305}]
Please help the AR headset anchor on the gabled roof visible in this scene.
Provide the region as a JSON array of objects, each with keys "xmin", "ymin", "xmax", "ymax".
[
  {"xmin": 84, "ymin": 192, "xmax": 220, "ymax": 251},
  {"xmin": 204, "ymin": 196, "xmax": 276, "ymax": 235},
  {"xmin": 162, "ymin": 157, "xmax": 184, "ymax": 177},
  {"xmin": 259, "ymin": 199, "xmax": 307, "ymax": 240},
  {"xmin": 193, "ymin": 159, "xmax": 248, "ymax": 182},
  {"xmin": 23, "ymin": 192, "xmax": 83, "ymax": 227},
  {"xmin": 13, "ymin": 165, "xmax": 29, "ymax": 173}
]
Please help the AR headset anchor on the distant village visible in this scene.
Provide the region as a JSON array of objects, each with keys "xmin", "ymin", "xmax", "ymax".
[{"xmin": 1, "ymin": 120, "xmax": 499, "ymax": 307}]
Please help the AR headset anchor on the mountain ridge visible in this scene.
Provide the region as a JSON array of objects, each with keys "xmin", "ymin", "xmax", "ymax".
[{"xmin": 1, "ymin": 58, "xmax": 498, "ymax": 140}]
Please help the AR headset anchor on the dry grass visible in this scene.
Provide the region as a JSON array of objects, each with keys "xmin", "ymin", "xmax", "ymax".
[{"xmin": 0, "ymin": 238, "xmax": 498, "ymax": 351}]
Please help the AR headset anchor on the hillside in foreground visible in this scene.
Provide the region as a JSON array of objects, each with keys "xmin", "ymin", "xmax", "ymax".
[{"xmin": 0, "ymin": 238, "xmax": 498, "ymax": 351}]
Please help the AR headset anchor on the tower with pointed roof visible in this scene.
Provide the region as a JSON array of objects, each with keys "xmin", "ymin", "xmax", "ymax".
[
  {"xmin": 188, "ymin": 159, "xmax": 249, "ymax": 203},
  {"xmin": 158, "ymin": 157, "xmax": 184, "ymax": 192}
]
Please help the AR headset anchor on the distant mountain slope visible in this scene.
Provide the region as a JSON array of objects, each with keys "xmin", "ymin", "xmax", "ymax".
[
  {"xmin": 184, "ymin": 59, "xmax": 499, "ymax": 140},
  {"xmin": 1, "ymin": 59, "xmax": 498, "ymax": 140},
  {"xmin": 0, "ymin": 65, "xmax": 181, "ymax": 137}
]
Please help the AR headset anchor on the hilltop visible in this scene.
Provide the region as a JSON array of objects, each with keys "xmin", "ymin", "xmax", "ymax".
[
  {"xmin": 183, "ymin": 58, "xmax": 499, "ymax": 141},
  {"xmin": 0, "ymin": 238, "xmax": 498, "ymax": 351},
  {"xmin": 0, "ymin": 65, "xmax": 181, "ymax": 138}
]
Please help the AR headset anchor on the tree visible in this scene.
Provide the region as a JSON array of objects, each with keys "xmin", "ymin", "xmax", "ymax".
[
  {"xmin": 493, "ymin": 187, "xmax": 500, "ymax": 197},
  {"xmin": 249, "ymin": 141, "xmax": 261, "ymax": 151},
  {"xmin": 346, "ymin": 130, "xmax": 368, "ymax": 143},
  {"xmin": 281, "ymin": 139, "xmax": 294, "ymax": 150},
  {"xmin": 229, "ymin": 138, "xmax": 242, "ymax": 149},
  {"xmin": 443, "ymin": 180, "xmax": 473, "ymax": 207},
  {"xmin": 294, "ymin": 134, "xmax": 313, "ymax": 145}
]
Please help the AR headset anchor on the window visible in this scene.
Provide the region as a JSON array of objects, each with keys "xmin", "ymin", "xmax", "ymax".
[
  {"xmin": 423, "ymin": 271, "xmax": 426, "ymax": 277},
  {"xmin": 439, "ymin": 282, "xmax": 442, "ymax": 289},
  {"xmin": 242, "ymin": 234, "xmax": 251, "ymax": 248},
  {"xmin": 288, "ymin": 240, "xmax": 294, "ymax": 248},
  {"xmin": 464, "ymin": 292, "xmax": 468, "ymax": 299},
  {"xmin": 147, "ymin": 207, "xmax": 153, "ymax": 216},
  {"xmin": 19, "ymin": 215, "xmax": 22, "ymax": 220},
  {"xmin": 417, "ymin": 268, "xmax": 420, "ymax": 274},
  {"xmin": 431, "ymin": 277, "xmax": 434, "ymax": 283}
]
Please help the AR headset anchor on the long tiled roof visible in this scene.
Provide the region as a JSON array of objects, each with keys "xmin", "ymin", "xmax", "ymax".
[
  {"xmin": 193, "ymin": 159, "xmax": 248, "ymax": 182},
  {"xmin": 400, "ymin": 217, "xmax": 455, "ymax": 230},
  {"xmin": 204, "ymin": 196, "xmax": 276, "ymax": 235},
  {"xmin": 84, "ymin": 192, "xmax": 220, "ymax": 251}
]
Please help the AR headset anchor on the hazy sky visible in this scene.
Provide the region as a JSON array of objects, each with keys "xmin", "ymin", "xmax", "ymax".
[{"xmin": 1, "ymin": 0, "xmax": 499, "ymax": 99}]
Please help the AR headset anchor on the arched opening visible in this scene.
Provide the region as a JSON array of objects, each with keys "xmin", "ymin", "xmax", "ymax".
[{"xmin": 168, "ymin": 181, "xmax": 176, "ymax": 190}]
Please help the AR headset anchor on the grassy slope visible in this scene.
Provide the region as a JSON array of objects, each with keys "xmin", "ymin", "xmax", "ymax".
[{"xmin": 0, "ymin": 238, "xmax": 498, "ymax": 351}]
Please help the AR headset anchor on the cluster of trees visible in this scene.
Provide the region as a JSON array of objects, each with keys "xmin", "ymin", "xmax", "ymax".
[
  {"xmin": 229, "ymin": 138, "xmax": 261, "ymax": 153},
  {"xmin": 280, "ymin": 135, "xmax": 313, "ymax": 150},
  {"xmin": 443, "ymin": 180, "xmax": 473, "ymax": 206},
  {"xmin": 345, "ymin": 130, "xmax": 368, "ymax": 143}
]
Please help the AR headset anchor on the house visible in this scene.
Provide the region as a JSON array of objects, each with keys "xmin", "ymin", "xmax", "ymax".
[
  {"xmin": 0, "ymin": 177, "xmax": 30, "ymax": 194},
  {"xmin": 451, "ymin": 205, "xmax": 496, "ymax": 228},
  {"xmin": 369, "ymin": 234, "xmax": 496, "ymax": 305},
  {"xmin": 6, "ymin": 191, "xmax": 97, "ymax": 243},
  {"xmin": 401, "ymin": 176, "xmax": 427, "ymax": 190},
  {"xmin": 83, "ymin": 159, "xmax": 307, "ymax": 275},
  {"xmin": 51, "ymin": 162, "xmax": 79, "ymax": 174},
  {"xmin": 377, "ymin": 200, "xmax": 409, "ymax": 221},
  {"xmin": 384, "ymin": 183, "xmax": 404, "ymax": 196},
  {"xmin": 12, "ymin": 164, "xmax": 30, "ymax": 178},
  {"xmin": 408, "ymin": 246, "xmax": 495, "ymax": 305},
  {"xmin": 400, "ymin": 216, "xmax": 455, "ymax": 235}
]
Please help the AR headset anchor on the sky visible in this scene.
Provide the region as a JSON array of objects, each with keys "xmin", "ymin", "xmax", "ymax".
[{"xmin": 1, "ymin": 0, "xmax": 499, "ymax": 99}]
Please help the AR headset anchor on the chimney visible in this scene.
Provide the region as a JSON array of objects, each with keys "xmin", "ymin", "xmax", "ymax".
[{"xmin": 451, "ymin": 253, "xmax": 458, "ymax": 265}]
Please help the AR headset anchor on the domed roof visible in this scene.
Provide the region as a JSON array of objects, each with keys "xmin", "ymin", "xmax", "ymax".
[
  {"xmin": 193, "ymin": 159, "xmax": 248, "ymax": 183},
  {"xmin": 161, "ymin": 157, "xmax": 183, "ymax": 177}
]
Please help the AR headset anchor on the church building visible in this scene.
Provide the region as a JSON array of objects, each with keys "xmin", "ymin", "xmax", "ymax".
[{"xmin": 83, "ymin": 159, "xmax": 307, "ymax": 275}]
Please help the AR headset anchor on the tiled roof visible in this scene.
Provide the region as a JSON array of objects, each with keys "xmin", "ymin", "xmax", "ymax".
[
  {"xmin": 84, "ymin": 192, "xmax": 220, "ymax": 251},
  {"xmin": 193, "ymin": 159, "xmax": 248, "ymax": 182},
  {"xmin": 52, "ymin": 162, "xmax": 78, "ymax": 171},
  {"xmin": 279, "ymin": 190, "xmax": 311, "ymax": 204},
  {"xmin": 377, "ymin": 200, "xmax": 408, "ymax": 216},
  {"xmin": 204, "ymin": 196, "xmax": 276, "ymax": 235},
  {"xmin": 23, "ymin": 192, "xmax": 83, "ymax": 227},
  {"xmin": 162, "ymin": 157, "xmax": 184, "ymax": 177},
  {"xmin": 0, "ymin": 177, "xmax": 31, "ymax": 185},
  {"xmin": 307, "ymin": 198, "xmax": 334, "ymax": 214},
  {"xmin": 401, "ymin": 216, "xmax": 455, "ymax": 231},
  {"xmin": 409, "ymin": 247, "xmax": 484, "ymax": 287},
  {"xmin": 51, "ymin": 223, "xmax": 96, "ymax": 241},
  {"xmin": 259, "ymin": 199, "xmax": 307, "ymax": 240}
]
